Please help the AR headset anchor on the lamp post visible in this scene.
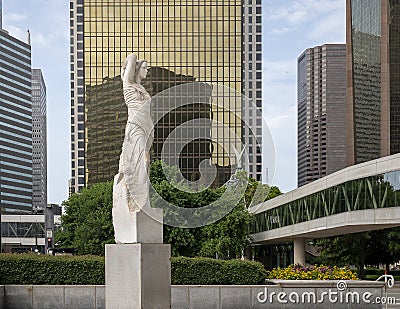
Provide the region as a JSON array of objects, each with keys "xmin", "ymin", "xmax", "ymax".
[{"xmin": 35, "ymin": 222, "xmax": 38, "ymax": 253}]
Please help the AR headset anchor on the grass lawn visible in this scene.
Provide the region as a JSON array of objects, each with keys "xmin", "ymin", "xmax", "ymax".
[{"xmin": 364, "ymin": 275, "xmax": 400, "ymax": 281}]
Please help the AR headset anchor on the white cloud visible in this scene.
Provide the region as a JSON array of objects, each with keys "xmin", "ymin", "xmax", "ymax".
[
  {"xmin": 266, "ymin": 113, "xmax": 291, "ymax": 130},
  {"xmin": 264, "ymin": 103, "xmax": 297, "ymax": 131},
  {"xmin": 4, "ymin": 24, "xmax": 55, "ymax": 48},
  {"xmin": 287, "ymin": 9, "xmax": 308, "ymax": 25},
  {"xmin": 30, "ymin": 31, "xmax": 53, "ymax": 48},
  {"xmin": 4, "ymin": 12, "xmax": 27, "ymax": 22},
  {"xmin": 4, "ymin": 25, "xmax": 27, "ymax": 42},
  {"xmin": 307, "ymin": 8, "xmax": 345, "ymax": 42},
  {"xmin": 268, "ymin": 27, "xmax": 292, "ymax": 35},
  {"xmin": 263, "ymin": 60, "xmax": 296, "ymax": 83},
  {"xmin": 267, "ymin": 0, "xmax": 344, "ymax": 26},
  {"xmin": 267, "ymin": 4, "xmax": 306, "ymax": 24},
  {"xmin": 3, "ymin": 2, "xmax": 69, "ymax": 50}
]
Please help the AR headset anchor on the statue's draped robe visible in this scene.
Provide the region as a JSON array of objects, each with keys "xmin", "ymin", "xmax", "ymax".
[{"xmin": 112, "ymin": 80, "xmax": 153, "ymax": 243}]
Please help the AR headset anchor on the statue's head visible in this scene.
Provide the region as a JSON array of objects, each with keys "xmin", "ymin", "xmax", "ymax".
[{"xmin": 135, "ymin": 60, "xmax": 148, "ymax": 80}]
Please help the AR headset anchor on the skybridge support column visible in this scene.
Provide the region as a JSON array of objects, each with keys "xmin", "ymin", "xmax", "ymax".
[{"xmin": 293, "ymin": 238, "xmax": 306, "ymax": 266}]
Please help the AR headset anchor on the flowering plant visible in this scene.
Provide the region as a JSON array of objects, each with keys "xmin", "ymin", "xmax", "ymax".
[{"xmin": 266, "ymin": 264, "xmax": 358, "ymax": 280}]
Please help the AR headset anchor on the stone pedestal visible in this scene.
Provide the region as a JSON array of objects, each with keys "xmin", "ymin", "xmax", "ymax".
[{"xmin": 105, "ymin": 243, "xmax": 171, "ymax": 309}]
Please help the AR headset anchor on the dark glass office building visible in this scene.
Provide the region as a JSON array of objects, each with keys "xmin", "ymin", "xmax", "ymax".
[
  {"xmin": 0, "ymin": 28, "xmax": 33, "ymax": 213},
  {"xmin": 70, "ymin": 0, "xmax": 263, "ymax": 193},
  {"xmin": 32, "ymin": 69, "xmax": 47, "ymax": 212},
  {"xmin": 297, "ymin": 44, "xmax": 347, "ymax": 187},
  {"xmin": 347, "ymin": 0, "xmax": 400, "ymax": 165}
]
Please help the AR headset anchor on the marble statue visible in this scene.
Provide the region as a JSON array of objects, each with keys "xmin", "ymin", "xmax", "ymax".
[
  {"xmin": 112, "ymin": 53, "xmax": 154, "ymax": 243},
  {"xmin": 106, "ymin": 54, "xmax": 169, "ymax": 309}
]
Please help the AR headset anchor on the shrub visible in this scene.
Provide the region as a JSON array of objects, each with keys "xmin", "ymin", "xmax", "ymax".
[
  {"xmin": 266, "ymin": 264, "xmax": 358, "ymax": 280},
  {"xmin": 0, "ymin": 253, "xmax": 104, "ymax": 285},
  {"xmin": 0, "ymin": 254, "xmax": 267, "ymax": 285},
  {"xmin": 171, "ymin": 256, "xmax": 267, "ymax": 285}
]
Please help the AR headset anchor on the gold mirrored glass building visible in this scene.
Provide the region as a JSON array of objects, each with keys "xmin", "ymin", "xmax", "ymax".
[{"xmin": 70, "ymin": 0, "xmax": 262, "ymax": 193}]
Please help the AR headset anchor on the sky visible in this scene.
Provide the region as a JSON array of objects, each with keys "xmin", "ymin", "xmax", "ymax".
[
  {"xmin": 1, "ymin": 0, "xmax": 345, "ymax": 204},
  {"xmin": 263, "ymin": 0, "xmax": 345, "ymax": 191}
]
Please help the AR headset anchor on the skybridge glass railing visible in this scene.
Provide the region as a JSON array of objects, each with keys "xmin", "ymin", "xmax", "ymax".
[{"xmin": 250, "ymin": 170, "xmax": 400, "ymax": 234}]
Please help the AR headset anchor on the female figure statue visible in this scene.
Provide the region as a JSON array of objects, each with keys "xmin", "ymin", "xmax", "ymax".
[{"xmin": 112, "ymin": 53, "xmax": 154, "ymax": 243}]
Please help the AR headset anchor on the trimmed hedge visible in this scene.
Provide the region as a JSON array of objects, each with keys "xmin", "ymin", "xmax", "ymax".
[
  {"xmin": 171, "ymin": 257, "xmax": 267, "ymax": 285},
  {"xmin": 0, "ymin": 254, "xmax": 267, "ymax": 285},
  {"xmin": 0, "ymin": 254, "xmax": 104, "ymax": 285}
]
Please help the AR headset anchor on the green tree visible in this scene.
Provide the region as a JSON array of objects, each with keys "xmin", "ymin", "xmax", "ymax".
[
  {"xmin": 366, "ymin": 228, "xmax": 400, "ymax": 272},
  {"xmin": 56, "ymin": 160, "xmax": 279, "ymax": 258},
  {"xmin": 244, "ymin": 178, "xmax": 282, "ymax": 208},
  {"xmin": 266, "ymin": 186, "xmax": 282, "ymax": 201},
  {"xmin": 55, "ymin": 181, "xmax": 114, "ymax": 255},
  {"xmin": 199, "ymin": 201, "xmax": 254, "ymax": 259},
  {"xmin": 317, "ymin": 232, "xmax": 372, "ymax": 278},
  {"xmin": 317, "ymin": 228, "xmax": 400, "ymax": 278},
  {"xmin": 150, "ymin": 160, "xmax": 225, "ymax": 257}
]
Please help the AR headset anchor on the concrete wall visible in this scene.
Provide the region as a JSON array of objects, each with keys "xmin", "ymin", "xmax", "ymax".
[
  {"xmin": 0, "ymin": 281, "xmax": 387, "ymax": 309},
  {"xmin": 173, "ymin": 282, "xmax": 386, "ymax": 309},
  {"xmin": 0, "ymin": 285, "xmax": 3, "ymax": 309},
  {"xmin": 1, "ymin": 285, "xmax": 104, "ymax": 309}
]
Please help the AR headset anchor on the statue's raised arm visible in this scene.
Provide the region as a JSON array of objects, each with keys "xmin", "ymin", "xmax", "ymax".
[{"xmin": 121, "ymin": 53, "xmax": 137, "ymax": 83}]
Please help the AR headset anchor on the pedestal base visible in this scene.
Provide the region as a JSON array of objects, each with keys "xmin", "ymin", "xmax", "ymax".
[
  {"xmin": 113, "ymin": 173, "xmax": 163, "ymax": 244},
  {"xmin": 105, "ymin": 244, "xmax": 171, "ymax": 309},
  {"xmin": 112, "ymin": 204, "xmax": 163, "ymax": 243}
]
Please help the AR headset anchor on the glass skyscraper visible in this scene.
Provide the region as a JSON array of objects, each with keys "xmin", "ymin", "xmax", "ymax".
[
  {"xmin": 347, "ymin": 0, "xmax": 400, "ymax": 165},
  {"xmin": 32, "ymin": 69, "xmax": 47, "ymax": 212},
  {"xmin": 70, "ymin": 0, "xmax": 262, "ymax": 193},
  {"xmin": 0, "ymin": 28, "xmax": 33, "ymax": 213},
  {"xmin": 297, "ymin": 44, "xmax": 347, "ymax": 187}
]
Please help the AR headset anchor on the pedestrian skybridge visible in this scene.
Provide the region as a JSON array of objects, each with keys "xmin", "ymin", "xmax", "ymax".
[{"xmin": 249, "ymin": 154, "xmax": 400, "ymax": 246}]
